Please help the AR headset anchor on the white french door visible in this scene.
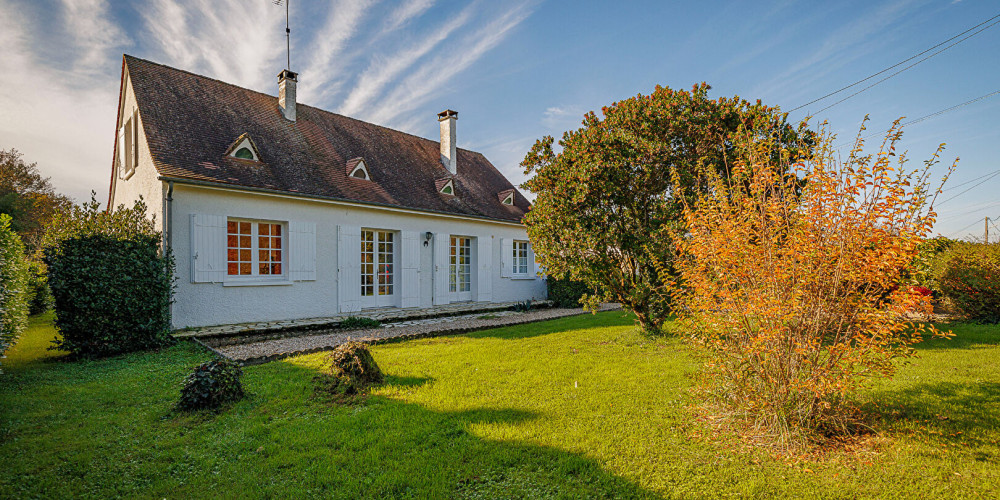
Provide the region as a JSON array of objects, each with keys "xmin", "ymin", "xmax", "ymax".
[
  {"xmin": 449, "ymin": 236, "xmax": 472, "ymax": 301},
  {"xmin": 361, "ymin": 229, "xmax": 396, "ymax": 307}
]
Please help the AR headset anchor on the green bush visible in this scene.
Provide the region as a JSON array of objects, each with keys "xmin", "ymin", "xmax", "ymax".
[
  {"xmin": 937, "ymin": 242, "xmax": 1000, "ymax": 323},
  {"xmin": 546, "ymin": 275, "xmax": 591, "ymax": 308},
  {"xmin": 314, "ymin": 341, "xmax": 384, "ymax": 403},
  {"xmin": 26, "ymin": 260, "xmax": 51, "ymax": 315},
  {"xmin": 0, "ymin": 214, "xmax": 29, "ymax": 372},
  {"xmin": 45, "ymin": 234, "xmax": 174, "ymax": 357},
  {"xmin": 178, "ymin": 359, "xmax": 244, "ymax": 411}
]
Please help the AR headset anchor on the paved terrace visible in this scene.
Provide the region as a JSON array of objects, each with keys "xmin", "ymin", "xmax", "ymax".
[{"xmin": 175, "ymin": 301, "xmax": 552, "ymax": 339}]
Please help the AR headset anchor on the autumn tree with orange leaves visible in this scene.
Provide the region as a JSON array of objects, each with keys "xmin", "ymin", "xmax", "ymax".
[{"xmin": 668, "ymin": 119, "xmax": 954, "ymax": 448}]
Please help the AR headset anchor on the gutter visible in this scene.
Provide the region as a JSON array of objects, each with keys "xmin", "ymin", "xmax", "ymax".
[
  {"xmin": 157, "ymin": 175, "xmax": 528, "ymax": 227},
  {"xmin": 165, "ymin": 180, "xmax": 174, "ymax": 252}
]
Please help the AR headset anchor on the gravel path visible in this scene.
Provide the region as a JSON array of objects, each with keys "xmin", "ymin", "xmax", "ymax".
[{"xmin": 215, "ymin": 304, "xmax": 621, "ymax": 364}]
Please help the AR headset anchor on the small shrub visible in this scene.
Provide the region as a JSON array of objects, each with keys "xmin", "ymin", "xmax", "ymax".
[
  {"xmin": 339, "ymin": 316, "xmax": 381, "ymax": 329},
  {"xmin": 0, "ymin": 214, "xmax": 29, "ymax": 373},
  {"xmin": 178, "ymin": 358, "xmax": 245, "ymax": 411},
  {"xmin": 937, "ymin": 242, "xmax": 1000, "ymax": 323},
  {"xmin": 314, "ymin": 341, "xmax": 384, "ymax": 403},
  {"xmin": 26, "ymin": 260, "xmax": 51, "ymax": 315},
  {"xmin": 546, "ymin": 275, "xmax": 591, "ymax": 308},
  {"xmin": 511, "ymin": 300, "xmax": 533, "ymax": 312}
]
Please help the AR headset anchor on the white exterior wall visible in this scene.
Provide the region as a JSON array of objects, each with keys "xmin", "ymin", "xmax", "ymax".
[
  {"xmin": 109, "ymin": 73, "xmax": 164, "ymax": 225},
  {"xmin": 170, "ymin": 184, "xmax": 546, "ymax": 328}
]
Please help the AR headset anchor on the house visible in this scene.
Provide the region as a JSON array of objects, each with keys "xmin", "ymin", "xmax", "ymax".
[{"xmin": 108, "ymin": 55, "xmax": 544, "ymax": 329}]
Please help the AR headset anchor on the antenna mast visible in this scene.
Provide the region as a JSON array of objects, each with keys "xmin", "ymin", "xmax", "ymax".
[{"xmin": 274, "ymin": 0, "xmax": 290, "ymax": 70}]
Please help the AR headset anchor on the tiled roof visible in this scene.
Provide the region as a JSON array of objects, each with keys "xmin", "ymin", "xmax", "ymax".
[{"xmin": 122, "ymin": 55, "xmax": 530, "ymax": 223}]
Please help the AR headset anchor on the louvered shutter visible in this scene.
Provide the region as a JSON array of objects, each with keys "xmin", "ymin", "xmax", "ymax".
[
  {"xmin": 117, "ymin": 127, "xmax": 125, "ymax": 178},
  {"xmin": 530, "ymin": 242, "xmax": 543, "ymax": 278},
  {"xmin": 190, "ymin": 214, "xmax": 226, "ymax": 283},
  {"xmin": 433, "ymin": 233, "xmax": 450, "ymax": 305},
  {"xmin": 124, "ymin": 118, "xmax": 133, "ymax": 173},
  {"xmin": 400, "ymin": 231, "xmax": 420, "ymax": 308},
  {"xmin": 337, "ymin": 225, "xmax": 362, "ymax": 313},
  {"xmin": 289, "ymin": 221, "xmax": 316, "ymax": 281},
  {"xmin": 476, "ymin": 237, "xmax": 492, "ymax": 302},
  {"xmin": 500, "ymin": 238, "xmax": 512, "ymax": 278}
]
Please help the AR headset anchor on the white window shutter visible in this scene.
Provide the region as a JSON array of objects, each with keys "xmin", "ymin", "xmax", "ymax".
[
  {"xmin": 289, "ymin": 221, "xmax": 316, "ymax": 281},
  {"xmin": 117, "ymin": 127, "xmax": 126, "ymax": 178},
  {"xmin": 190, "ymin": 214, "xmax": 226, "ymax": 283},
  {"xmin": 400, "ymin": 231, "xmax": 420, "ymax": 308},
  {"xmin": 530, "ymin": 242, "xmax": 543, "ymax": 278},
  {"xmin": 500, "ymin": 238, "xmax": 512, "ymax": 278},
  {"xmin": 433, "ymin": 232, "xmax": 450, "ymax": 305},
  {"xmin": 337, "ymin": 225, "xmax": 362, "ymax": 313},
  {"xmin": 132, "ymin": 110, "xmax": 139, "ymax": 168},
  {"xmin": 476, "ymin": 237, "xmax": 492, "ymax": 302}
]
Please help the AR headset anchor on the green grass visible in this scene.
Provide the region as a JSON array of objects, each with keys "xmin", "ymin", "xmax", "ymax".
[{"xmin": 1, "ymin": 312, "xmax": 998, "ymax": 498}]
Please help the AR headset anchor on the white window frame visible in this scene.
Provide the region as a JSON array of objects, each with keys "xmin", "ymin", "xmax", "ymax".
[
  {"xmin": 361, "ymin": 229, "xmax": 397, "ymax": 306},
  {"xmin": 120, "ymin": 109, "xmax": 138, "ymax": 180},
  {"xmin": 224, "ymin": 217, "xmax": 288, "ymax": 284},
  {"xmin": 449, "ymin": 235, "xmax": 472, "ymax": 296},
  {"xmin": 512, "ymin": 240, "xmax": 530, "ymax": 277}
]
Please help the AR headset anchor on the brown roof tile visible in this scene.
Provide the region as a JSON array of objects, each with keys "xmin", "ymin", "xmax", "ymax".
[{"xmin": 123, "ymin": 55, "xmax": 530, "ymax": 223}]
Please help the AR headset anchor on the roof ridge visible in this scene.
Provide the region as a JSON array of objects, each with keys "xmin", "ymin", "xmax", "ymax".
[{"xmin": 122, "ymin": 53, "xmax": 486, "ymax": 157}]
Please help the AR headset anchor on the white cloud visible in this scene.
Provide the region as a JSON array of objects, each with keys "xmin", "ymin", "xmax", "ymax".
[
  {"xmin": 366, "ymin": 2, "xmax": 534, "ymax": 127},
  {"xmin": 297, "ymin": 0, "xmax": 377, "ymax": 104},
  {"xmin": 0, "ymin": 0, "xmax": 127, "ymax": 203},
  {"xmin": 338, "ymin": 3, "xmax": 474, "ymax": 116},
  {"xmin": 381, "ymin": 0, "xmax": 434, "ymax": 33},
  {"xmin": 141, "ymin": 0, "xmax": 284, "ymax": 92}
]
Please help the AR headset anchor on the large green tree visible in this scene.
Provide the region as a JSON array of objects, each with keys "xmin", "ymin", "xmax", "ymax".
[
  {"xmin": 0, "ymin": 148, "xmax": 72, "ymax": 256},
  {"xmin": 521, "ymin": 83, "xmax": 812, "ymax": 332}
]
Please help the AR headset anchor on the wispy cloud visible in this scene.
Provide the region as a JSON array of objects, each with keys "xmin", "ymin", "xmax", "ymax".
[
  {"xmin": 60, "ymin": 0, "xmax": 129, "ymax": 79},
  {"xmin": 141, "ymin": 0, "xmax": 284, "ymax": 91},
  {"xmin": 381, "ymin": 0, "xmax": 434, "ymax": 32},
  {"xmin": 366, "ymin": 2, "xmax": 535, "ymax": 127},
  {"xmin": 541, "ymin": 105, "xmax": 585, "ymax": 129},
  {"xmin": 298, "ymin": 0, "xmax": 377, "ymax": 104},
  {"xmin": 339, "ymin": 3, "xmax": 474, "ymax": 116}
]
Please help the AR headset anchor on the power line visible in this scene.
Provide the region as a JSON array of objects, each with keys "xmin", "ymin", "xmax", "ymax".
[
  {"xmin": 942, "ymin": 167, "xmax": 1000, "ymax": 193},
  {"xmin": 790, "ymin": 12, "xmax": 1000, "ymax": 114},
  {"xmin": 834, "ymin": 90, "xmax": 1000, "ymax": 148},
  {"xmin": 936, "ymin": 170, "xmax": 1000, "ymax": 207},
  {"xmin": 947, "ymin": 218, "xmax": 985, "ymax": 238}
]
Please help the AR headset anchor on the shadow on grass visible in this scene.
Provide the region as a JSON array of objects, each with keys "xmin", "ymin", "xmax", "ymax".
[{"xmin": 872, "ymin": 380, "xmax": 1000, "ymax": 456}]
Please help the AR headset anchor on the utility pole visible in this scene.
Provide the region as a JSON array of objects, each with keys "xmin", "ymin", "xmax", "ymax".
[{"xmin": 987, "ymin": 216, "xmax": 990, "ymax": 244}]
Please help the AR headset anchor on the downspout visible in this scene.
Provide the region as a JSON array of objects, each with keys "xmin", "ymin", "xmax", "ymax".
[{"xmin": 164, "ymin": 181, "xmax": 174, "ymax": 253}]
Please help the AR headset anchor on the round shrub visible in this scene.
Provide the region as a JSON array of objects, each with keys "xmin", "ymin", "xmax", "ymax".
[
  {"xmin": 44, "ymin": 233, "xmax": 174, "ymax": 357},
  {"xmin": 937, "ymin": 242, "xmax": 1000, "ymax": 323},
  {"xmin": 546, "ymin": 275, "xmax": 591, "ymax": 308},
  {"xmin": 314, "ymin": 341, "xmax": 384, "ymax": 402},
  {"xmin": 178, "ymin": 358, "xmax": 245, "ymax": 411},
  {"xmin": 0, "ymin": 214, "xmax": 29, "ymax": 372}
]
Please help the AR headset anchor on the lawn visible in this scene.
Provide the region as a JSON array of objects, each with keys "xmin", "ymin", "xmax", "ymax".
[{"xmin": 1, "ymin": 311, "xmax": 998, "ymax": 498}]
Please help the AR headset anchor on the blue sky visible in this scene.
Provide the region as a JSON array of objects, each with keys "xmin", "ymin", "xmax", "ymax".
[{"xmin": 0, "ymin": 0, "xmax": 997, "ymax": 240}]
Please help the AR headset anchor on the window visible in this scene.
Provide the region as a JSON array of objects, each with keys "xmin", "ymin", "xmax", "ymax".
[
  {"xmin": 119, "ymin": 109, "xmax": 138, "ymax": 178},
  {"xmin": 449, "ymin": 236, "xmax": 471, "ymax": 293},
  {"xmin": 513, "ymin": 240, "xmax": 529, "ymax": 275},
  {"xmin": 362, "ymin": 230, "xmax": 394, "ymax": 297},
  {"xmin": 439, "ymin": 179, "xmax": 454, "ymax": 195},
  {"xmin": 501, "ymin": 192, "xmax": 514, "ymax": 205},
  {"xmin": 348, "ymin": 158, "xmax": 371, "ymax": 180},
  {"xmin": 233, "ymin": 147, "xmax": 254, "ymax": 160},
  {"xmin": 227, "ymin": 219, "xmax": 283, "ymax": 277}
]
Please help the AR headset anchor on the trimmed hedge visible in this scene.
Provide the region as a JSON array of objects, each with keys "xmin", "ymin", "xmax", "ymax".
[
  {"xmin": 178, "ymin": 359, "xmax": 245, "ymax": 411},
  {"xmin": 547, "ymin": 275, "xmax": 591, "ymax": 308},
  {"xmin": 937, "ymin": 242, "xmax": 1000, "ymax": 323},
  {"xmin": 0, "ymin": 214, "xmax": 29, "ymax": 372},
  {"xmin": 44, "ymin": 233, "xmax": 174, "ymax": 357}
]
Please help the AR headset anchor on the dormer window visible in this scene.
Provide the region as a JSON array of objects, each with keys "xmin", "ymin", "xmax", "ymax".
[
  {"xmin": 498, "ymin": 189, "xmax": 515, "ymax": 205},
  {"xmin": 225, "ymin": 134, "xmax": 260, "ymax": 162},
  {"xmin": 436, "ymin": 178, "xmax": 455, "ymax": 196},
  {"xmin": 346, "ymin": 157, "xmax": 370, "ymax": 180}
]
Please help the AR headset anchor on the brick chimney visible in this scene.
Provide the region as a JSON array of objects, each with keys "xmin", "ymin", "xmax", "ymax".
[
  {"xmin": 278, "ymin": 69, "xmax": 298, "ymax": 121},
  {"xmin": 438, "ymin": 109, "xmax": 457, "ymax": 174}
]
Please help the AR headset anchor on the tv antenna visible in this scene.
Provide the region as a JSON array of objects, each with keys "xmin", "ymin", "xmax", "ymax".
[{"xmin": 274, "ymin": 0, "xmax": 290, "ymax": 69}]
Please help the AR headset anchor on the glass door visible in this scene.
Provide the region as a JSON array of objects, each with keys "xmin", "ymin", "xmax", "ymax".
[
  {"xmin": 362, "ymin": 230, "xmax": 396, "ymax": 307},
  {"xmin": 449, "ymin": 236, "xmax": 472, "ymax": 301}
]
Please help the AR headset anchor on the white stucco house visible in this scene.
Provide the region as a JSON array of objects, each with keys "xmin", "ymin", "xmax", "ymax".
[{"xmin": 108, "ymin": 55, "xmax": 544, "ymax": 329}]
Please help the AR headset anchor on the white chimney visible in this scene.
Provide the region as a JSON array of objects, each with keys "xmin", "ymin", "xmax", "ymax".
[
  {"xmin": 278, "ymin": 69, "xmax": 298, "ymax": 121},
  {"xmin": 438, "ymin": 109, "xmax": 458, "ymax": 174}
]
